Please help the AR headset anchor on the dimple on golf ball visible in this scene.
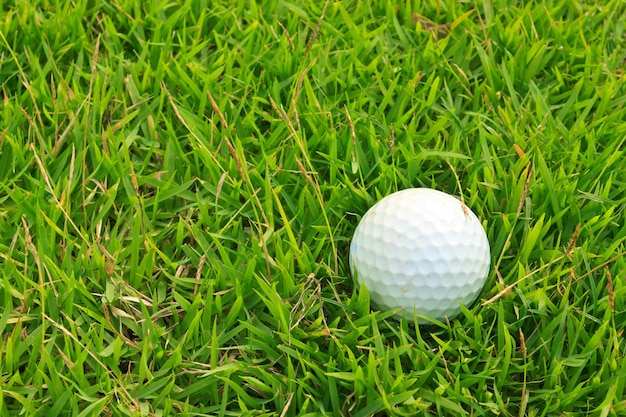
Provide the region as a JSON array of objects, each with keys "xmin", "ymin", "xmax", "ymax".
[{"xmin": 349, "ymin": 188, "xmax": 490, "ymax": 323}]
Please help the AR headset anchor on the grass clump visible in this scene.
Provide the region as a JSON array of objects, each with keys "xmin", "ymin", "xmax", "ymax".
[{"xmin": 1, "ymin": 0, "xmax": 625, "ymax": 415}]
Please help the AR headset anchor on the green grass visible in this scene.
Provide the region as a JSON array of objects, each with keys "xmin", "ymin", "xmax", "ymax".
[{"xmin": 1, "ymin": 0, "xmax": 626, "ymax": 415}]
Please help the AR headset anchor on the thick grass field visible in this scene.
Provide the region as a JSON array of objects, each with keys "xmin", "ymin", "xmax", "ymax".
[{"xmin": 1, "ymin": 0, "xmax": 626, "ymax": 415}]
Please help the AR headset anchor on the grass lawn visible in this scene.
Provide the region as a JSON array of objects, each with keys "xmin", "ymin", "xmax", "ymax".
[{"xmin": 1, "ymin": 0, "xmax": 626, "ymax": 415}]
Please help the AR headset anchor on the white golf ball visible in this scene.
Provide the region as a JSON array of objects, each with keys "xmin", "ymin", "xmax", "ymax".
[{"xmin": 349, "ymin": 188, "xmax": 490, "ymax": 323}]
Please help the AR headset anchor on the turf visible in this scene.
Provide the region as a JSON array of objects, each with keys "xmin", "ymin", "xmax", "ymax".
[{"xmin": 1, "ymin": 0, "xmax": 626, "ymax": 415}]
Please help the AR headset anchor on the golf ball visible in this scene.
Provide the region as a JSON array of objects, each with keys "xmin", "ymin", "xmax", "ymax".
[{"xmin": 349, "ymin": 188, "xmax": 490, "ymax": 323}]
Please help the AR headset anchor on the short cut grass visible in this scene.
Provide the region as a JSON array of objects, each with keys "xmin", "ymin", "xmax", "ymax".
[{"xmin": 1, "ymin": 0, "xmax": 625, "ymax": 415}]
